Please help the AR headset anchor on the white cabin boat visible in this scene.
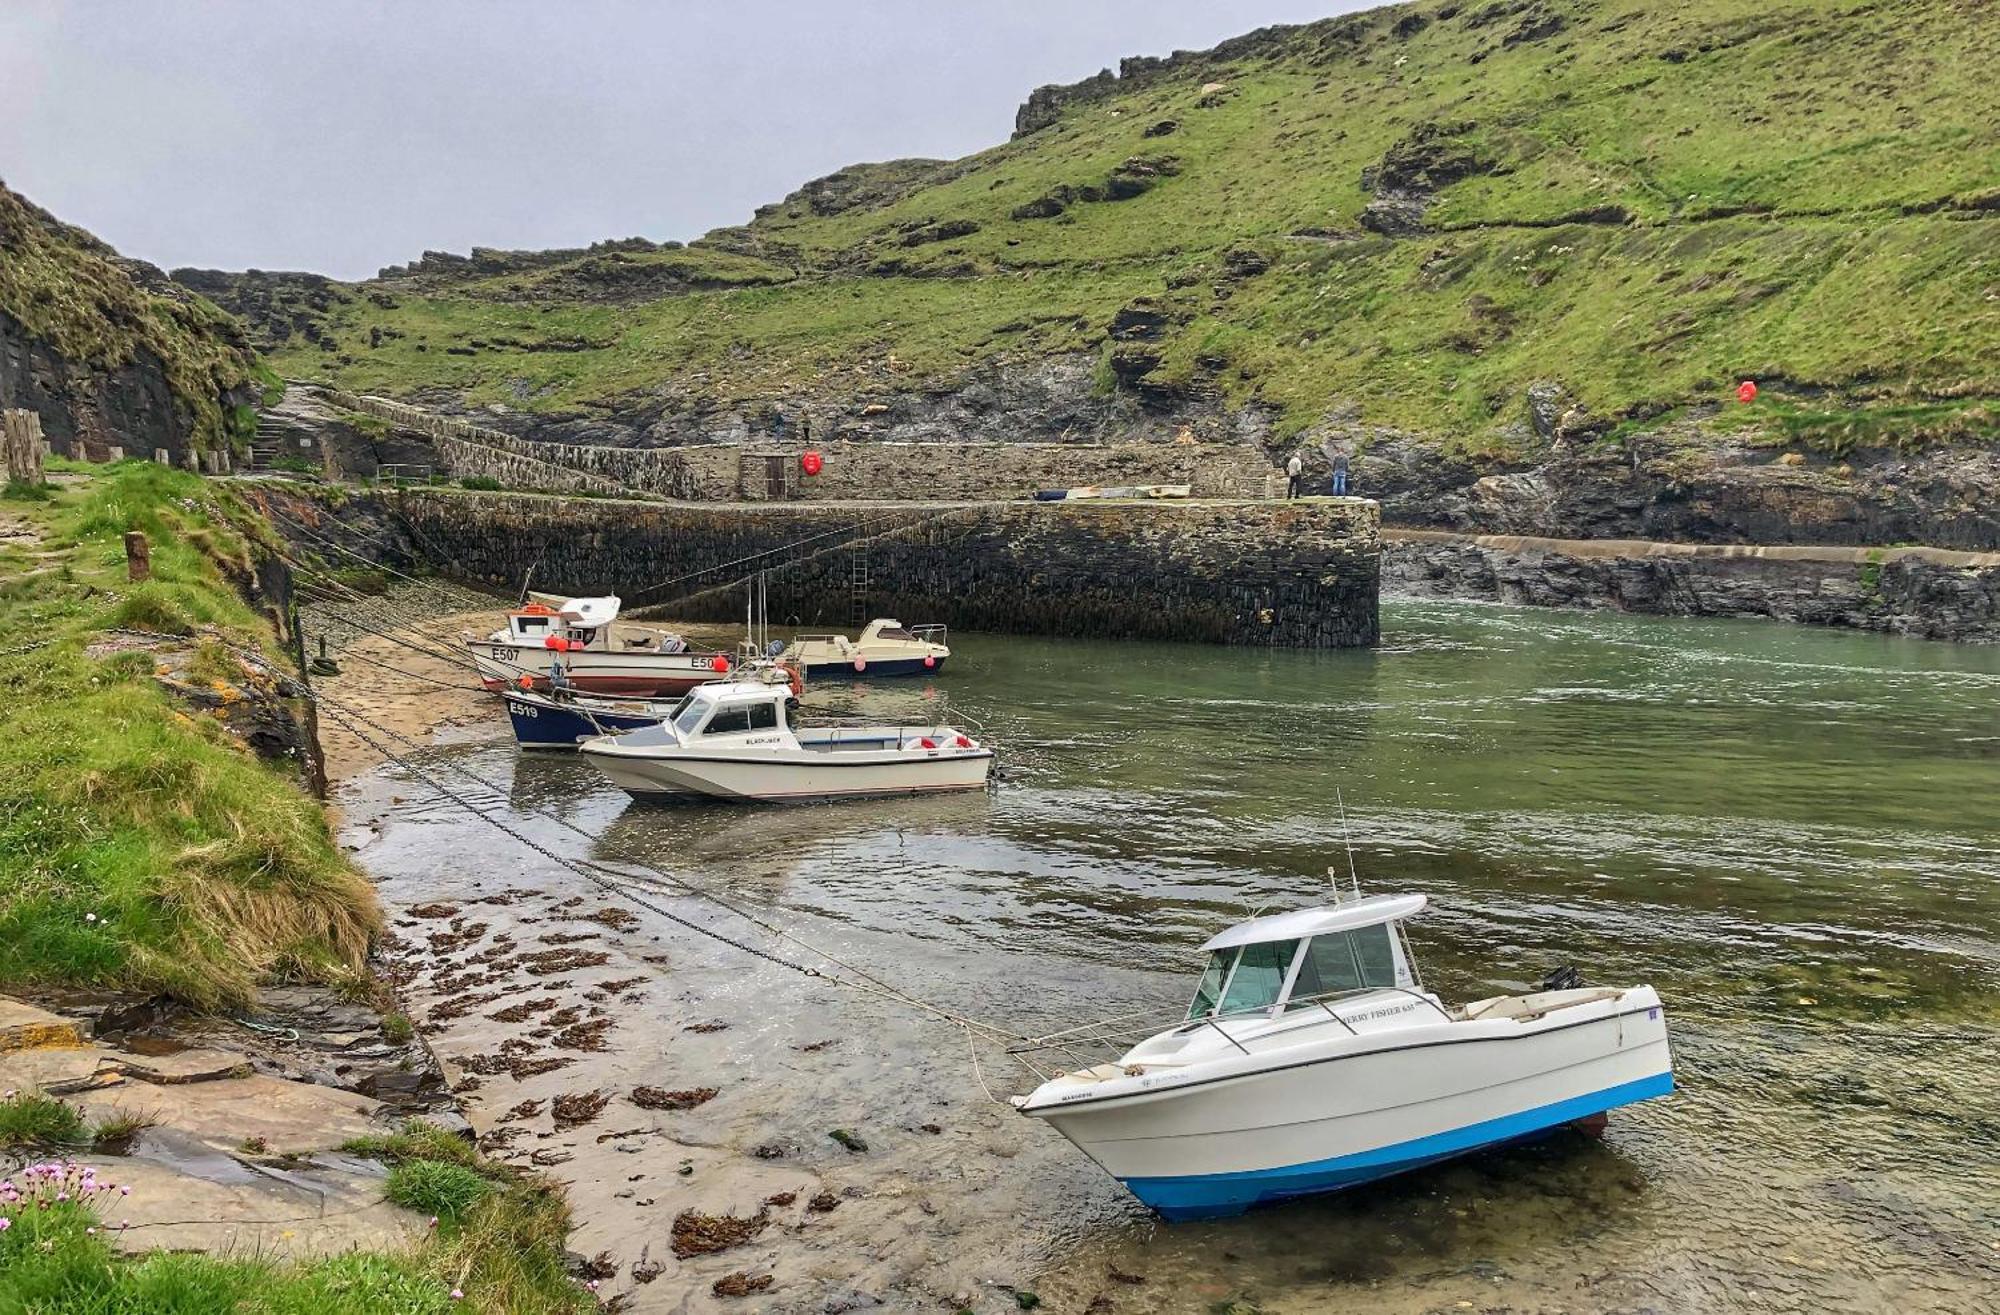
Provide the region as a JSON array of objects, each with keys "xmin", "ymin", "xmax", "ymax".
[
  {"xmin": 578, "ymin": 678, "xmax": 992, "ymax": 803},
  {"xmin": 467, "ymin": 594, "xmax": 730, "ymax": 696},
  {"xmin": 780, "ymin": 620, "xmax": 949, "ymax": 678},
  {"xmin": 1012, "ymin": 894, "xmax": 1674, "ymax": 1220}
]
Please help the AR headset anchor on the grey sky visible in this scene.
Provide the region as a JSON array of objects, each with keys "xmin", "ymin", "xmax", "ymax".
[{"xmin": 2, "ymin": 1, "xmax": 1370, "ymax": 280}]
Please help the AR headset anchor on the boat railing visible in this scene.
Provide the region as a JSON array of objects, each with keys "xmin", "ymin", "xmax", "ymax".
[
  {"xmin": 909, "ymin": 623, "xmax": 948, "ymax": 645},
  {"xmin": 1004, "ymin": 984, "xmax": 1451, "ymax": 1080}
]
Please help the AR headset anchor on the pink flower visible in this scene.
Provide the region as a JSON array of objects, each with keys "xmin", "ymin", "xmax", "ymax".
[
  {"xmin": 0, "ymin": 1217, "xmax": 11, "ymax": 1231},
  {"xmin": 428, "ymin": 1215, "xmax": 438, "ymax": 1229},
  {"xmin": 119, "ymin": 1186, "xmax": 130, "ymax": 1196},
  {"xmin": 450, "ymin": 1289, "xmax": 464, "ymax": 1301}
]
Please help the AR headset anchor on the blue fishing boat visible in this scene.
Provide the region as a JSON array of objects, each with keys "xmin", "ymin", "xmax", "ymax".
[{"xmin": 500, "ymin": 687, "xmax": 675, "ymax": 750}]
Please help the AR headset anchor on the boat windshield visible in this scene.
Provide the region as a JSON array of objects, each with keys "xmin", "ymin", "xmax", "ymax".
[
  {"xmin": 672, "ymin": 698, "xmax": 708, "ymax": 737},
  {"xmin": 1187, "ymin": 939, "xmax": 1302, "ymax": 1020}
]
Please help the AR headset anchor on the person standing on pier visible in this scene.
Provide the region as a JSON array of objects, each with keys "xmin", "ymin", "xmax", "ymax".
[
  {"xmin": 1331, "ymin": 447, "xmax": 1350, "ymax": 497},
  {"xmin": 1285, "ymin": 451, "xmax": 1304, "ymax": 499}
]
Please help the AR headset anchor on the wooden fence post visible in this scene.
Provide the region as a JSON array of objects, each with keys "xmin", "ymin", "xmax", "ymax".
[
  {"xmin": 124, "ymin": 531, "xmax": 150, "ymax": 582},
  {"xmin": 2, "ymin": 409, "xmax": 47, "ymax": 485}
]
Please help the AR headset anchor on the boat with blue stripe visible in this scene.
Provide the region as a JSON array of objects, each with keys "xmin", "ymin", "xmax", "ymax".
[{"xmin": 1011, "ymin": 891, "xmax": 1675, "ymax": 1220}]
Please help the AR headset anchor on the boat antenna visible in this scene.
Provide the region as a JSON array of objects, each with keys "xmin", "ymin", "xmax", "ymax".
[
  {"xmin": 1335, "ymin": 787, "xmax": 1361, "ymax": 900},
  {"xmin": 517, "ymin": 547, "xmax": 545, "ymax": 606}
]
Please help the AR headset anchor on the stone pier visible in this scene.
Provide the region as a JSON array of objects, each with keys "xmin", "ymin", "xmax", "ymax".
[{"xmin": 387, "ymin": 491, "xmax": 1381, "ymax": 648}]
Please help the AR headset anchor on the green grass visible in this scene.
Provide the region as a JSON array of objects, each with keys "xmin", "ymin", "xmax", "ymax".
[
  {"xmin": 0, "ymin": 461, "xmax": 379, "ymax": 1010},
  {"xmin": 0, "ymin": 1122, "xmax": 590, "ymax": 1313},
  {"xmin": 385, "ymin": 1160, "xmax": 493, "ymax": 1223},
  {"xmin": 259, "ymin": 0, "xmax": 1999, "ymax": 454},
  {"xmin": 0, "ymin": 1090, "xmax": 89, "ymax": 1149}
]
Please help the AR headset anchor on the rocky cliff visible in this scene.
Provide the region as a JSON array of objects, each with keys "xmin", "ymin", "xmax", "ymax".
[{"xmin": 0, "ymin": 181, "xmax": 264, "ymax": 462}]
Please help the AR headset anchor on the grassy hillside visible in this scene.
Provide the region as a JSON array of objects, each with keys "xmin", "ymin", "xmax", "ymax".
[
  {"xmin": 0, "ymin": 462, "xmax": 377, "ymax": 1008},
  {"xmin": 263, "ymin": 0, "xmax": 1998, "ymax": 450},
  {"xmin": 0, "ymin": 182, "xmax": 269, "ymax": 453}
]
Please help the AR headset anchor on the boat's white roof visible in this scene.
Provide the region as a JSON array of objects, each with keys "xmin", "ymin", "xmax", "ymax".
[
  {"xmin": 559, "ymin": 596, "xmax": 621, "ymax": 627},
  {"xmin": 1200, "ymin": 894, "xmax": 1427, "ymax": 952},
  {"xmin": 694, "ymin": 678, "xmax": 785, "ymax": 700}
]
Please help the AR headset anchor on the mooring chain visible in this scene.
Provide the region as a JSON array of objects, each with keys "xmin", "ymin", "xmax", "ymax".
[{"xmin": 317, "ymin": 690, "xmax": 1023, "ymax": 1043}]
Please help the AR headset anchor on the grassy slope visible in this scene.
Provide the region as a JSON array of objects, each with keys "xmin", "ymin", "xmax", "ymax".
[
  {"xmin": 0, "ymin": 1117, "xmax": 587, "ymax": 1313},
  {"xmin": 0, "ymin": 462, "xmax": 376, "ymax": 1009},
  {"xmin": 271, "ymin": 0, "xmax": 1999, "ymax": 450},
  {"xmin": 0, "ymin": 183, "xmax": 269, "ymax": 453}
]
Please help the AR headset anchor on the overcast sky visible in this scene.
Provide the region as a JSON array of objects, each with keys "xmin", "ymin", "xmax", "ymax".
[{"xmin": 2, "ymin": 1, "xmax": 1370, "ymax": 280}]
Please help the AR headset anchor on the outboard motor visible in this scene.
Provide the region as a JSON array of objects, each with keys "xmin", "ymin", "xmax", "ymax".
[{"xmin": 1540, "ymin": 965, "xmax": 1584, "ymax": 992}]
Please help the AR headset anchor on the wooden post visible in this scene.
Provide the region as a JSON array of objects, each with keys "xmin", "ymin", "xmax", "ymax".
[
  {"xmin": 2, "ymin": 409, "xmax": 46, "ymax": 485},
  {"xmin": 123, "ymin": 531, "xmax": 150, "ymax": 582}
]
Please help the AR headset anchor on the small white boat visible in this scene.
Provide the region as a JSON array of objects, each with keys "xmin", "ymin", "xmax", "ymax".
[
  {"xmin": 578, "ymin": 678, "xmax": 992, "ymax": 803},
  {"xmin": 466, "ymin": 594, "xmax": 730, "ymax": 696},
  {"xmin": 1012, "ymin": 893, "xmax": 1674, "ymax": 1220},
  {"xmin": 780, "ymin": 620, "xmax": 949, "ymax": 678}
]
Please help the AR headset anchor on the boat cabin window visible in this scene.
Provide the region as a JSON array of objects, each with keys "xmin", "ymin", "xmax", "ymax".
[
  {"xmin": 746, "ymin": 700, "xmax": 779, "ymax": 731},
  {"xmin": 1285, "ymin": 925, "xmax": 1404, "ymax": 1008},
  {"xmin": 875, "ymin": 626, "xmax": 917, "ymax": 641},
  {"xmin": 704, "ymin": 705, "xmax": 753, "ymax": 736},
  {"xmin": 514, "ymin": 616, "xmax": 549, "ymax": 633},
  {"xmin": 572, "ymin": 628, "xmax": 597, "ymax": 647},
  {"xmin": 1189, "ymin": 939, "xmax": 1303, "ymax": 1020}
]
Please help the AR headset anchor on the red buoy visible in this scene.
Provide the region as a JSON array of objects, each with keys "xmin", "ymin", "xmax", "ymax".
[
  {"xmin": 710, "ymin": 654, "xmax": 730, "ymax": 672},
  {"xmin": 801, "ymin": 449, "xmax": 824, "ymax": 477},
  {"xmin": 853, "ymin": 657, "xmax": 867, "ymax": 672},
  {"xmin": 923, "ymin": 654, "xmax": 937, "ymax": 669},
  {"xmin": 1736, "ymin": 380, "xmax": 1758, "ymax": 404}
]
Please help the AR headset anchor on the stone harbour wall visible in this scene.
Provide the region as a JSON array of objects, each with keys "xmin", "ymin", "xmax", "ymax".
[
  {"xmin": 387, "ymin": 491, "xmax": 1381, "ymax": 648},
  {"xmin": 1383, "ymin": 530, "xmax": 2000, "ymax": 643},
  {"xmin": 306, "ymin": 385, "xmax": 1276, "ymax": 504}
]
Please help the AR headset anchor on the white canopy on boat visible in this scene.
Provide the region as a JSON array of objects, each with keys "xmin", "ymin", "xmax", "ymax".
[
  {"xmin": 1200, "ymin": 894, "xmax": 1427, "ymax": 952},
  {"xmin": 558, "ymin": 596, "xmax": 621, "ymax": 627}
]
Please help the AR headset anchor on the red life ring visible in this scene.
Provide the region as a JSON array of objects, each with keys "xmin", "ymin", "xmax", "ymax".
[
  {"xmin": 918, "ymin": 737, "xmax": 937, "ymax": 750},
  {"xmin": 781, "ymin": 662, "xmax": 804, "ymax": 699}
]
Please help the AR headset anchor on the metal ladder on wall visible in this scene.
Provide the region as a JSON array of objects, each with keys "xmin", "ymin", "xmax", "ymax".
[{"xmin": 848, "ymin": 542, "xmax": 869, "ymax": 629}]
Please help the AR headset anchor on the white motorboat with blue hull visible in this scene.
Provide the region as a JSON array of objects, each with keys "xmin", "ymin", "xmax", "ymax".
[
  {"xmin": 780, "ymin": 620, "xmax": 950, "ymax": 679},
  {"xmin": 1012, "ymin": 894, "xmax": 1674, "ymax": 1221}
]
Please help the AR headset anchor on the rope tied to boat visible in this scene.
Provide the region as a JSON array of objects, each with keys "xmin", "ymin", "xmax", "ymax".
[{"xmin": 311, "ymin": 693, "xmax": 1027, "ymax": 1050}]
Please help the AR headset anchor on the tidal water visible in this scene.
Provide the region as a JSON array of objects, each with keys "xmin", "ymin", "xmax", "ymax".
[{"xmin": 356, "ymin": 600, "xmax": 2000, "ymax": 1312}]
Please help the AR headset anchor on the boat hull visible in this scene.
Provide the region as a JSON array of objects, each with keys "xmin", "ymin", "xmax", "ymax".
[
  {"xmin": 472, "ymin": 642, "xmax": 720, "ymax": 696},
  {"xmin": 1029, "ymin": 998, "xmax": 1671, "ymax": 1221},
  {"xmin": 802, "ymin": 655, "xmax": 946, "ymax": 679},
  {"xmin": 501, "ymin": 691, "xmax": 665, "ymax": 749},
  {"xmin": 580, "ymin": 742, "xmax": 993, "ymax": 803}
]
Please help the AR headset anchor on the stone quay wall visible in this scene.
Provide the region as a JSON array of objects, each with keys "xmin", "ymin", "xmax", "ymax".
[
  {"xmin": 305, "ymin": 386, "xmax": 1275, "ymax": 503},
  {"xmin": 1383, "ymin": 530, "xmax": 2000, "ymax": 643},
  {"xmin": 388, "ymin": 492, "xmax": 1381, "ymax": 648}
]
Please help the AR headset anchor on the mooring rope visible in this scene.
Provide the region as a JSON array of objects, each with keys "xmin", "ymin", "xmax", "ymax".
[{"xmin": 312, "ymin": 693, "xmax": 1025, "ymax": 1048}]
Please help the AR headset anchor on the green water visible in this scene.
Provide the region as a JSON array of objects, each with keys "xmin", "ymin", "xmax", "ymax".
[{"xmin": 364, "ymin": 598, "xmax": 2000, "ymax": 1312}]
